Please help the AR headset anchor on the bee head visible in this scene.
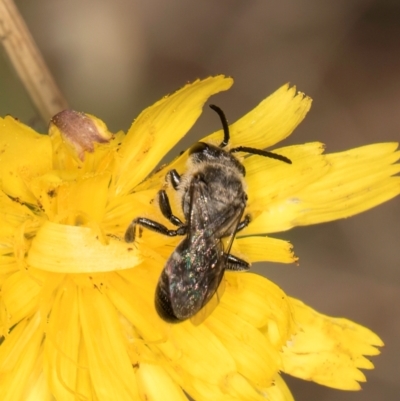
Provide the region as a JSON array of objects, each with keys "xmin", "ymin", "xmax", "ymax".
[{"xmin": 189, "ymin": 142, "xmax": 246, "ymax": 176}]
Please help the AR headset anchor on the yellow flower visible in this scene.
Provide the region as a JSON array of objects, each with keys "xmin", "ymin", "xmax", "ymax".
[{"xmin": 0, "ymin": 76, "xmax": 398, "ymax": 401}]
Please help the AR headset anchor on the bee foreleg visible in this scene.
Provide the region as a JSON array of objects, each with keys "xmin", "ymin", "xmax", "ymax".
[
  {"xmin": 158, "ymin": 190, "xmax": 184, "ymax": 227},
  {"xmin": 224, "ymin": 254, "xmax": 250, "ymax": 271},
  {"xmin": 124, "ymin": 217, "xmax": 187, "ymax": 243},
  {"xmin": 166, "ymin": 169, "xmax": 181, "ymax": 190}
]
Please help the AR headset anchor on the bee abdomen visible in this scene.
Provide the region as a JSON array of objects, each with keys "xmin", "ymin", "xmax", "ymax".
[{"xmin": 154, "ymin": 282, "xmax": 181, "ymax": 323}]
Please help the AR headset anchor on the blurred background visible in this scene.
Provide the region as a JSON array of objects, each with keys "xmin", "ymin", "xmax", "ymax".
[{"xmin": 1, "ymin": 0, "xmax": 399, "ymax": 399}]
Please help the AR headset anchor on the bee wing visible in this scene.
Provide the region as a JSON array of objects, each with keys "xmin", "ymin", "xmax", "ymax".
[
  {"xmin": 186, "ymin": 176, "xmax": 245, "ymax": 324},
  {"xmin": 187, "ymin": 175, "xmax": 245, "ymax": 247},
  {"xmin": 163, "ymin": 176, "xmax": 223, "ymax": 321},
  {"xmin": 189, "ymin": 209, "xmax": 244, "ymax": 325},
  {"xmin": 188, "ymin": 175, "xmax": 246, "ymax": 265},
  {"xmin": 190, "ymin": 277, "xmax": 226, "ymax": 326}
]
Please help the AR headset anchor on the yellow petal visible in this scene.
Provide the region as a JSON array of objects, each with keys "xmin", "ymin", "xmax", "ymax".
[
  {"xmin": 244, "ymin": 142, "xmax": 328, "ymax": 234},
  {"xmin": 182, "ymin": 376, "xmax": 231, "ymax": 401},
  {"xmin": 160, "ymin": 322, "xmax": 236, "ymax": 385},
  {"xmin": 56, "ymin": 172, "xmax": 111, "ymax": 224},
  {"xmin": 260, "ymin": 374, "xmax": 294, "ymax": 401},
  {"xmin": 102, "ymin": 189, "xmax": 163, "ymax": 236},
  {"xmin": 79, "ymin": 287, "xmax": 140, "ymax": 400},
  {"xmin": 0, "ymin": 190, "xmax": 35, "ymax": 239},
  {"xmin": 25, "ymin": 367, "xmax": 53, "ymax": 401},
  {"xmin": 44, "ymin": 278, "xmax": 80, "ymax": 401},
  {"xmin": 204, "ymin": 84, "xmax": 312, "ymax": 149},
  {"xmin": 0, "ymin": 313, "xmax": 44, "ymax": 401},
  {"xmin": 293, "ymin": 143, "xmax": 400, "ymax": 226},
  {"xmin": 245, "ymin": 142, "xmax": 327, "ymax": 209},
  {"xmin": 248, "ymin": 142, "xmax": 400, "ymax": 233},
  {"xmin": 24, "ymin": 172, "xmax": 63, "ymax": 222},
  {"xmin": 113, "ymin": 76, "xmax": 233, "ymax": 196},
  {"xmin": 107, "ymin": 266, "xmax": 170, "ymax": 343},
  {"xmin": 281, "ymin": 298, "xmax": 383, "ymax": 390},
  {"xmin": 223, "ymin": 372, "xmax": 270, "ymax": 401},
  {"xmin": 0, "ymin": 116, "xmax": 52, "ymax": 204},
  {"xmin": 28, "ymin": 170, "xmax": 112, "ymax": 224},
  {"xmin": 28, "ymin": 221, "xmax": 141, "ymax": 273},
  {"xmin": 136, "ymin": 363, "xmax": 188, "ymax": 401},
  {"xmin": 236, "ymin": 236, "xmax": 297, "ymax": 264},
  {"xmin": 130, "ymin": 149, "xmax": 188, "ymax": 193},
  {"xmin": 185, "ymin": 373, "xmax": 292, "ymax": 401},
  {"xmin": 0, "ymin": 256, "xmax": 18, "ymax": 279},
  {"xmin": 185, "ymin": 373, "xmax": 261, "ymax": 401},
  {"xmin": 222, "ymin": 273, "xmax": 295, "ymax": 349},
  {"xmin": 0, "ymin": 270, "xmax": 41, "ymax": 333},
  {"xmin": 74, "ymin": 336, "xmax": 93, "ymax": 400},
  {"xmin": 206, "ymin": 306, "xmax": 281, "ymax": 387}
]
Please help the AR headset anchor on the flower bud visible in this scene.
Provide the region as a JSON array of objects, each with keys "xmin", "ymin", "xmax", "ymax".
[{"xmin": 49, "ymin": 109, "xmax": 112, "ymax": 160}]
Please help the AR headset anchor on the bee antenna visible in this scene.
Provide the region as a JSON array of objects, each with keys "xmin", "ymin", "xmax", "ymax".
[
  {"xmin": 209, "ymin": 104, "xmax": 230, "ymax": 148},
  {"xmin": 230, "ymin": 146, "xmax": 292, "ymax": 164}
]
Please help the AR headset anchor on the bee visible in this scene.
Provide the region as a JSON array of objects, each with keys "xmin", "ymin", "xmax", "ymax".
[{"xmin": 125, "ymin": 105, "xmax": 291, "ymax": 323}]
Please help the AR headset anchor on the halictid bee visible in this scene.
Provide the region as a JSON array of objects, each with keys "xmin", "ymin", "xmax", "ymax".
[{"xmin": 125, "ymin": 105, "xmax": 291, "ymax": 323}]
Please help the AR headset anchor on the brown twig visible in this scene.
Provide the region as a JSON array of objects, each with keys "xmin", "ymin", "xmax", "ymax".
[{"xmin": 0, "ymin": 0, "xmax": 69, "ymax": 122}]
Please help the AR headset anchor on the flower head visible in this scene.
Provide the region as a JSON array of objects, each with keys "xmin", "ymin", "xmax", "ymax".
[{"xmin": 0, "ymin": 76, "xmax": 398, "ymax": 400}]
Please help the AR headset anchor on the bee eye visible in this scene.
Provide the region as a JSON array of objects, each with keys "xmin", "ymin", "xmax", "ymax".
[{"xmin": 189, "ymin": 142, "xmax": 209, "ymax": 155}]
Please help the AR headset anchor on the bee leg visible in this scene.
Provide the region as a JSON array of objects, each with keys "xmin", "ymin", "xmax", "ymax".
[
  {"xmin": 166, "ymin": 169, "xmax": 181, "ymax": 190},
  {"xmin": 236, "ymin": 214, "xmax": 251, "ymax": 232},
  {"xmin": 158, "ymin": 190, "xmax": 185, "ymax": 227},
  {"xmin": 224, "ymin": 253, "xmax": 250, "ymax": 271},
  {"xmin": 125, "ymin": 217, "xmax": 186, "ymax": 243}
]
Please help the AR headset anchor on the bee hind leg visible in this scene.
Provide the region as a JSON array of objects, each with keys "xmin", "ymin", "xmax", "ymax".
[{"xmin": 225, "ymin": 253, "xmax": 250, "ymax": 271}]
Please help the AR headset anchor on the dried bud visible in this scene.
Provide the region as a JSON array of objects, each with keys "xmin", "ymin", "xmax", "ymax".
[{"xmin": 49, "ymin": 110, "xmax": 112, "ymax": 160}]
